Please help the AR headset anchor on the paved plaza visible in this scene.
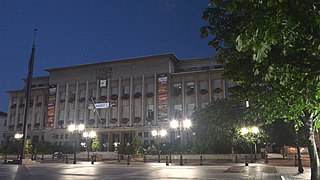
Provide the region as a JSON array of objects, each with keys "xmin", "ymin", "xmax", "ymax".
[{"xmin": 0, "ymin": 159, "xmax": 312, "ymax": 180}]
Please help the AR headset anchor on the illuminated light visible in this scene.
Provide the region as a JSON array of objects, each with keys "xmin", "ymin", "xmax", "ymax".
[
  {"xmin": 89, "ymin": 131, "xmax": 96, "ymax": 138},
  {"xmin": 68, "ymin": 124, "xmax": 76, "ymax": 132},
  {"xmin": 252, "ymin": 126, "xmax": 259, "ymax": 134},
  {"xmin": 241, "ymin": 127, "xmax": 249, "ymax": 135},
  {"xmin": 183, "ymin": 119, "xmax": 192, "ymax": 129},
  {"xmin": 151, "ymin": 130, "xmax": 157, "ymax": 137},
  {"xmin": 83, "ymin": 131, "xmax": 89, "ymax": 138},
  {"xmin": 160, "ymin": 129, "xmax": 167, "ymax": 137},
  {"xmin": 78, "ymin": 124, "xmax": 85, "ymax": 131},
  {"xmin": 15, "ymin": 133, "xmax": 23, "ymax": 139},
  {"xmin": 170, "ymin": 120, "xmax": 179, "ymax": 129}
]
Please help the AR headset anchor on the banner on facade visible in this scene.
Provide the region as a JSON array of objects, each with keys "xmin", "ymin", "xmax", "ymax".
[
  {"xmin": 157, "ymin": 74, "xmax": 169, "ymax": 121},
  {"xmin": 46, "ymin": 84, "xmax": 57, "ymax": 127}
]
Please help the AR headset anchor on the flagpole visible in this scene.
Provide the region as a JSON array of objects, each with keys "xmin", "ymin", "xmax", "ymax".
[{"xmin": 20, "ymin": 29, "xmax": 37, "ymax": 162}]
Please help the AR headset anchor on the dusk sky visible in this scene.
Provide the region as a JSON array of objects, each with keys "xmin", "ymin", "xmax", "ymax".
[{"xmin": 0, "ymin": 0, "xmax": 215, "ymax": 112}]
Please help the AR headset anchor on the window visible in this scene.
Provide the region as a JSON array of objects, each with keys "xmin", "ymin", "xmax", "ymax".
[
  {"xmin": 60, "ymin": 92, "xmax": 66, "ymax": 101},
  {"xmin": 79, "ymin": 90, "xmax": 85, "ymax": 99},
  {"xmin": 37, "ymin": 95, "xmax": 42, "ymax": 103},
  {"xmin": 173, "ymin": 83, "xmax": 182, "ymax": 95},
  {"xmin": 68, "ymin": 110, "xmax": 75, "ymax": 121},
  {"xmin": 100, "ymin": 87, "xmax": 107, "ymax": 96},
  {"xmin": 79, "ymin": 109, "xmax": 85, "ymax": 121},
  {"xmin": 112, "ymin": 107, "xmax": 118, "ymax": 119},
  {"xmin": 134, "ymin": 85, "xmax": 141, "ymax": 93},
  {"xmin": 122, "ymin": 86, "xmax": 129, "ymax": 94},
  {"xmin": 186, "ymin": 103, "xmax": 195, "ymax": 118},
  {"xmin": 186, "ymin": 82, "xmax": 195, "ymax": 95},
  {"xmin": 90, "ymin": 89, "xmax": 96, "ymax": 98},
  {"xmin": 144, "ymin": 132, "xmax": 149, "ymax": 138},
  {"xmin": 212, "ymin": 79, "xmax": 222, "ymax": 90},
  {"xmin": 173, "ymin": 104, "xmax": 182, "ymax": 118},
  {"xmin": 199, "ymin": 81, "xmax": 208, "ymax": 90},
  {"xmin": 59, "ymin": 111, "xmax": 65, "ymax": 121},
  {"xmin": 135, "ymin": 105, "xmax": 142, "ymax": 117},
  {"xmin": 146, "ymin": 84, "xmax": 154, "ymax": 93},
  {"xmin": 123, "ymin": 107, "xmax": 129, "ymax": 118},
  {"xmin": 147, "ymin": 105, "xmax": 154, "ymax": 121},
  {"xmin": 111, "ymin": 87, "xmax": 118, "ymax": 95}
]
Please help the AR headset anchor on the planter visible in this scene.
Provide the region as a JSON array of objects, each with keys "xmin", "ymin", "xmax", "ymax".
[
  {"xmin": 186, "ymin": 90, "xmax": 195, "ymax": 96},
  {"xmin": 110, "ymin": 118, "xmax": 117, "ymax": 124},
  {"xmin": 213, "ymin": 88, "xmax": 222, "ymax": 93},
  {"xmin": 110, "ymin": 94, "xmax": 118, "ymax": 101},
  {"xmin": 100, "ymin": 96, "xmax": 107, "ymax": 101},
  {"xmin": 134, "ymin": 92, "xmax": 142, "ymax": 99},
  {"xmin": 133, "ymin": 117, "xmax": 141, "ymax": 123},
  {"xmin": 122, "ymin": 94, "xmax": 130, "ymax": 100},
  {"xmin": 200, "ymin": 89, "xmax": 208, "ymax": 95},
  {"xmin": 88, "ymin": 119, "xmax": 95, "ymax": 124},
  {"xmin": 121, "ymin": 118, "xmax": 129, "ymax": 124},
  {"xmin": 78, "ymin": 97, "xmax": 86, "ymax": 102}
]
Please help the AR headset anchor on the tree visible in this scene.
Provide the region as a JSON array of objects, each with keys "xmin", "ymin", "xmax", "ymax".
[
  {"xmin": 92, "ymin": 138, "xmax": 100, "ymax": 152},
  {"xmin": 192, "ymin": 99, "xmax": 251, "ymax": 154},
  {"xmin": 201, "ymin": 1, "xmax": 320, "ymax": 179}
]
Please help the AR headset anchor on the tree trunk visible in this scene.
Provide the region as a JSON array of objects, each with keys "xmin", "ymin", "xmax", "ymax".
[
  {"xmin": 231, "ymin": 145, "xmax": 235, "ymax": 162},
  {"xmin": 305, "ymin": 117, "xmax": 320, "ymax": 180}
]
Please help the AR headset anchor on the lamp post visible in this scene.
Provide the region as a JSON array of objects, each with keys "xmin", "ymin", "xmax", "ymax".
[
  {"xmin": 83, "ymin": 130, "xmax": 97, "ymax": 161},
  {"xmin": 170, "ymin": 118, "xmax": 191, "ymax": 166},
  {"xmin": 151, "ymin": 129, "xmax": 167, "ymax": 163},
  {"xmin": 68, "ymin": 124, "xmax": 85, "ymax": 164},
  {"xmin": 14, "ymin": 133, "xmax": 23, "ymax": 159},
  {"xmin": 241, "ymin": 126, "xmax": 260, "ymax": 161}
]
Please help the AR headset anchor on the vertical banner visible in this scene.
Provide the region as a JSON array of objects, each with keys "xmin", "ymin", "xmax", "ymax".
[
  {"xmin": 47, "ymin": 84, "xmax": 57, "ymax": 127},
  {"xmin": 157, "ymin": 74, "xmax": 168, "ymax": 121}
]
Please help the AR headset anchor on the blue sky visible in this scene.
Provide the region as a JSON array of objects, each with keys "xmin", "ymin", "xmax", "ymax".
[{"xmin": 0, "ymin": 0, "xmax": 214, "ymax": 112}]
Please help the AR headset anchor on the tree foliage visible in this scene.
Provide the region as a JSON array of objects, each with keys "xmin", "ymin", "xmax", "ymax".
[
  {"xmin": 201, "ymin": 1, "xmax": 319, "ymax": 179},
  {"xmin": 192, "ymin": 99, "xmax": 252, "ymax": 153}
]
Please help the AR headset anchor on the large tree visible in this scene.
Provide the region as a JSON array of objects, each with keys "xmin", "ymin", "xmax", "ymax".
[
  {"xmin": 192, "ymin": 99, "xmax": 250, "ymax": 154},
  {"xmin": 201, "ymin": 0, "xmax": 320, "ymax": 179}
]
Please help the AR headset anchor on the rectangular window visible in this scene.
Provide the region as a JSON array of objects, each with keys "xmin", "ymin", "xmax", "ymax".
[
  {"xmin": 122, "ymin": 86, "xmax": 129, "ymax": 94},
  {"xmin": 123, "ymin": 107, "xmax": 129, "ymax": 118},
  {"xmin": 186, "ymin": 82, "xmax": 194, "ymax": 91},
  {"xmin": 173, "ymin": 104, "xmax": 182, "ymax": 118},
  {"xmin": 186, "ymin": 103, "xmax": 195, "ymax": 118},
  {"xmin": 146, "ymin": 84, "xmax": 154, "ymax": 93},
  {"xmin": 79, "ymin": 90, "xmax": 85, "ymax": 99},
  {"xmin": 111, "ymin": 87, "xmax": 118, "ymax": 95},
  {"xmin": 90, "ymin": 89, "xmax": 96, "ymax": 98},
  {"xmin": 147, "ymin": 105, "xmax": 154, "ymax": 121},
  {"xmin": 79, "ymin": 109, "xmax": 85, "ymax": 121},
  {"xmin": 134, "ymin": 85, "xmax": 141, "ymax": 93},
  {"xmin": 212, "ymin": 79, "xmax": 222, "ymax": 90},
  {"xmin": 144, "ymin": 132, "xmax": 149, "ymax": 138},
  {"xmin": 68, "ymin": 110, "xmax": 75, "ymax": 121},
  {"xmin": 199, "ymin": 80, "xmax": 208, "ymax": 90},
  {"xmin": 173, "ymin": 83, "xmax": 182, "ymax": 95},
  {"xmin": 100, "ymin": 87, "xmax": 107, "ymax": 96},
  {"xmin": 112, "ymin": 107, "xmax": 118, "ymax": 119},
  {"xmin": 37, "ymin": 95, "xmax": 42, "ymax": 103},
  {"xmin": 59, "ymin": 111, "xmax": 64, "ymax": 121},
  {"xmin": 88, "ymin": 110, "xmax": 94, "ymax": 120},
  {"xmin": 60, "ymin": 92, "xmax": 66, "ymax": 101}
]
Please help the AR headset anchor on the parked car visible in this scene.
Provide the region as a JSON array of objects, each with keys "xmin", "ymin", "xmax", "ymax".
[{"xmin": 52, "ymin": 152, "xmax": 63, "ymax": 159}]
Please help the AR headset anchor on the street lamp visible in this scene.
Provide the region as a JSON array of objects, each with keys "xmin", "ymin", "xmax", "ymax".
[
  {"xmin": 68, "ymin": 123, "xmax": 85, "ymax": 164},
  {"xmin": 83, "ymin": 130, "xmax": 97, "ymax": 161},
  {"xmin": 170, "ymin": 118, "xmax": 192, "ymax": 166},
  {"xmin": 151, "ymin": 129, "xmax": 167, "ymax": 163},
  {"xmin": 14, "ymin": 133, "xmax": 23, "ymax": 159},
  {"xmin": 241, "ymin": 126, "xmax": 260, "ymax": 161}
]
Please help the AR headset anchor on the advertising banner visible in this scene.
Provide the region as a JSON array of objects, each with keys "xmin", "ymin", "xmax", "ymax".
[
  {"xmin": 157, "ymin": 74, "xmax": 168, "ymax": 121},
  {"xmin": 46, "ymin": 84, "xmax": 57, "ymax": 127}
]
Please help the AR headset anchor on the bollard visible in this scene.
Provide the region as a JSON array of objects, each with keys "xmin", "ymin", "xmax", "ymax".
[
  {"xmin": 31, "ymin": 154, "xmax": 34, "ymax": 161},
  {"xmin": 180, "ymin": 154, "xmax": 183, "ymax": 166},
  {"xmin": 41, "ymin": 154, "xmax": 44, "ymax": 161},
  {"xmin": 245, "ymin": 155, "xmax": 248, "ymax": 166},
  {"xmin": 127, "ymin": 155, "xmax": 130, "ymax": 165},
  {"xmin": 91, "ymin": 154, "xmax": 94, "ymax": 165},
  {"xmin": 166, "ymin": 155, "xmax": 169, "ymax": 166},
  {"xmin": 65, "ymin": 155, "xmax": 68, "ymax": 164},
  {"xmin": 169, "ymin": 154, "xmax": 172, "ymax": 163},
  {"xmin": 265, "ymin": 153, "xmax": 268, "ymax": 163},
  {"xmin": 250, "ymin": 154, "xmax": 253, "ymax": 163},
  {"xmin": 73, "ymin": 153, "xmax": 76, "ymax": 164},
  {"xmin": 3, "ymin": 154, "xmax": 7, "ymax": 164},
  {"xmin": 235, "ymin": 155, "xmax": 238, "ymax": 163},
  {"xmin": 158, "ymin": 152, "xmax": 160, "ymax": 163},
  {"xmin": 34, "ymin": 154, "xmax": 37, "ymax": 161},
  {"xmin": 143, "ymin": 154, "xmax": 146, "ymax": 163},
  {"xmin": 294, "ymin": 155, "xmax": 298, "ymax": 167},
  {"xmin": 94, "ymin": 154, "xmax": 96, "ymax": 162},
  {"xmin": 200, "ymin": 155, "xmax": 203, "ymax": 166},
  {"xmin": 118, "ymin": 154, "xmax": 120, "ymax": 162}
]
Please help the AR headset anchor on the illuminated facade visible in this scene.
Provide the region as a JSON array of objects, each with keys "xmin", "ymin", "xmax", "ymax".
[{"xmin": 5, "ymin": 54, "xmax": 234, "ymax": 151}]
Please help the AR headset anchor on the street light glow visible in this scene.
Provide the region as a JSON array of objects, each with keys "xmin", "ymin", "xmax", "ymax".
[
  {"xmin": 170, "ymin": 119, "xmax": 179, "ymax": 129},
  {"xmin": 183, "ymin": 119, "xmax": 192, "ymax": 129},
  {"xmin": 14, "ymin": 133, "xmax": 23, "ymax": 139},
  {"xmin": 160, "ymin": 129, "xmax": 167, "ymax": 137},
  {"xmin": 241, "ymin": 127, "xmax": 249, "ymax": 135},
  {"xmin": 252, "ymin": 126, "xmax": 259, "ymax": 134},
  {"xmin": 68, "ymin": 124, "xmax": 76, "ymax": 132},
  {"xmin": 89, "ymin": 131, "xmax": 96, "ymax": 138}
]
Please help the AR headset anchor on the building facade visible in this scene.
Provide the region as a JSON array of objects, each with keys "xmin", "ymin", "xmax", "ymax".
[
  {"xmin": 0, "ymin": 111, "xmax": 7, "ymax": 145},
  {"xmin": 4, "ymin": 54, "xmax": 235, "ymax": 151}
]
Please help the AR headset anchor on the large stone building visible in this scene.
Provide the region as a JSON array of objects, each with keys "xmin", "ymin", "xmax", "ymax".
[
  {"xmin": 4, "ymin": 53, "xmax": 234, "ymax": 151},
  {"xmin": 0, "ymin": 111, "xmax": 7, "ymax": 145}
]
